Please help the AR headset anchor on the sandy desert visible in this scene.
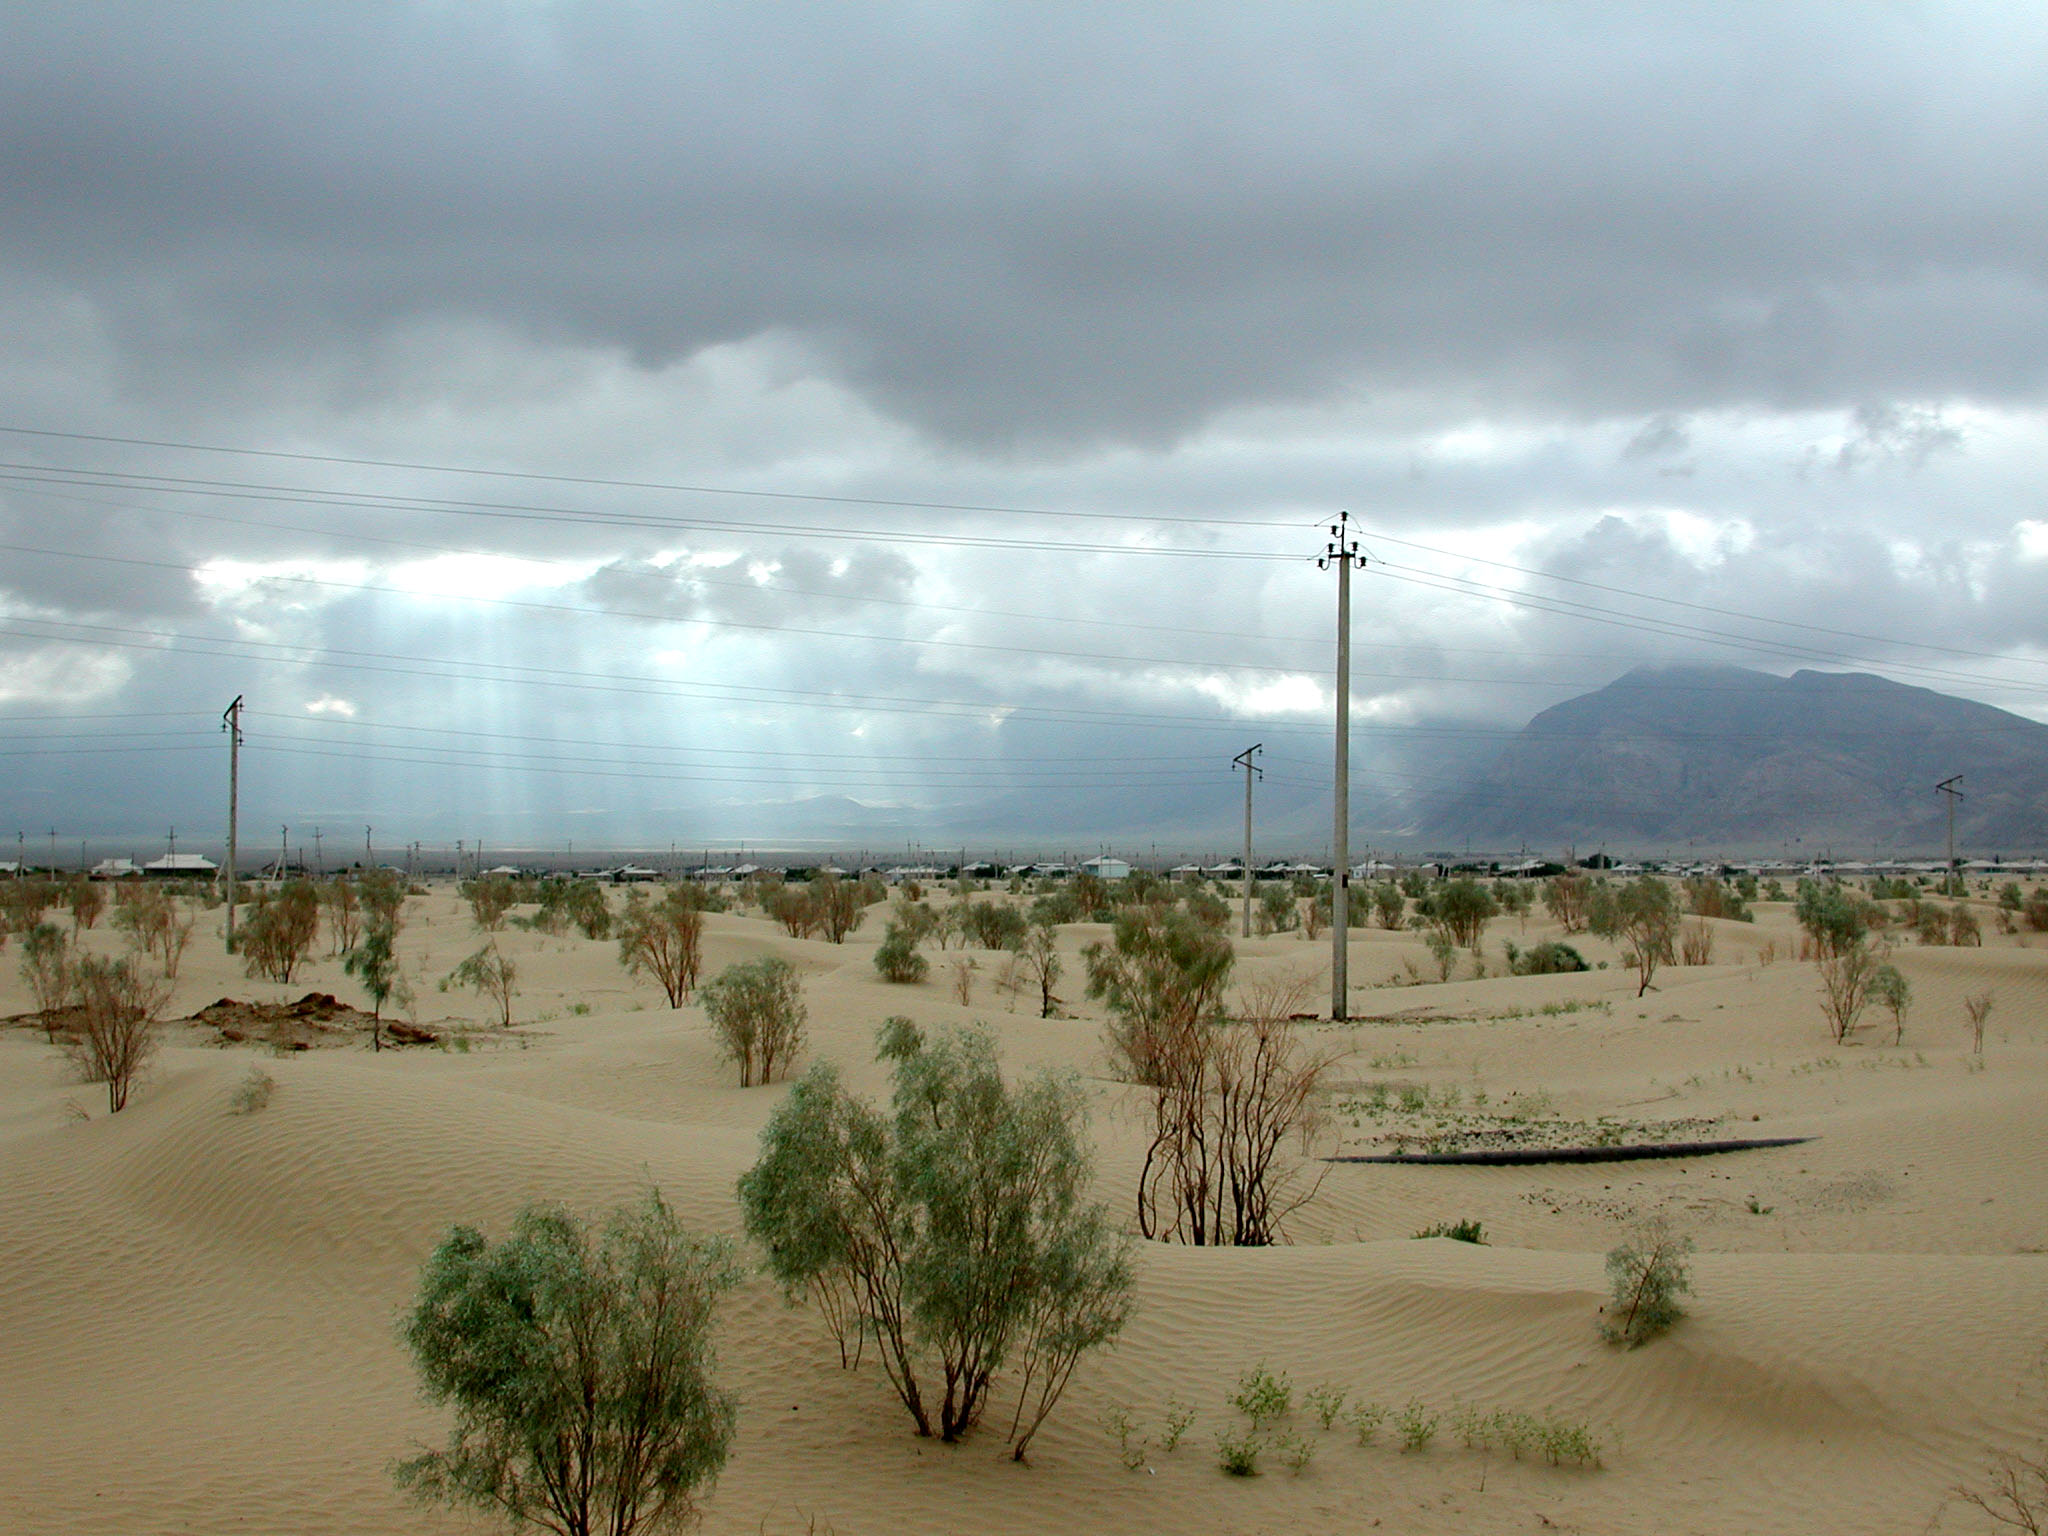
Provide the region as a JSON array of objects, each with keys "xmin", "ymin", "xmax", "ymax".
[{"xmin": 3, "ymin": 878, "xmax": 2045, "ymax": 1536}]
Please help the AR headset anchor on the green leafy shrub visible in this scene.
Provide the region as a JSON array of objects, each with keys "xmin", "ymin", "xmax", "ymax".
[
  {"xmin": 1230, "ymin": 1364, "xmax": 1292, "ymax": 1427},
  {"xmin": 700, "ymin": 958, "xmax": 807, "ymax": 1086},
  {"xmin": 738, "ymin": 1022, "xmax": 1132, "ymax": 1458},
  {"xmin": 1303, "ymin": 1382, "xmax": 1348, "ymax": 1429},
  {"xmin": 1601, "ymin": 1218, "xmax": 1693, "ymax": 1346},
  {"xmin": 1395, "ymin": 1401, "xmax": 1439, "ymax": 1451},
  {"xmin": 1509, "ymin": 941, "xmax": 1588, "ymax": 976},
  {"xmin": 396, "ymin": 1192, "xmax": 738, "ymax": 1536},
  {"xmin": 1345, "ymin": 1400, "xmax": 1386, "ymax": 1444},
  {"xmin": 1414, "ymin": 1218, "xmax": 1488, "ymax": 1244},
  {"xmin": 1215, "ymin": 1427, "xmax": 1263, "ymax": 1477},
  {"xmin": 873, "ymin": 924, "xmax": 930, "ymax": 983}
]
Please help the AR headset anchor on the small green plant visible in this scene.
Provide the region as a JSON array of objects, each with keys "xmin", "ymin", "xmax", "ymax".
[
  {"xmin": 1395, "ymin": 1400, "xmax": 1439, "ymax": 1452},
  {"xmin": 1230, "ymin": 1364, "xmax": 1292, "ymax": 1426},
  {"xmin": 1303, "ymin": 1382, "xmax": 1348, "ymax": 1430},
  {"xmin": 1451, "ymin": 1402, "xmax": 1491, "ymax": 1449},
  {"xmin": 1746, "ymin": 1196, "xmax": 1774, "ymax": 1215},
  {"xmin": 1413, "ymin": 1218, "xmax": 1488, "ymax": 1244},
  {"xmin": 1601, "ymin": 1218, "xmax": 1694, "ymax": 1347},
  {"xmin": 1344, "ymin": 1400, "xmax": 1386, "ymax": 1445},
  {"xmin": 1103, "ymin": 1405, "xmax": 1147, "ymax": 1470},
  {"xmin": 1274, "ymin": 1429, "xmax": 1315, "ymax": 1475},
  {"xmin": 1538, "ymin": 1414, "xmax": 1603, "ymax": 1468},
  {"xmin": 1215, "ymin": 1427, "xmax": 1264, "ymax": 1477},
  {"xmin": 227, "ymin": 1065, "xmax": 276, "ymax": 1115},
  {"xmin": 1160, "ymin": 1397, "xmax": 1197, "ymax": 1451},
  {"xmin": 568, "ymin": 1001, "xmax": 592, "ymax": 1017}
]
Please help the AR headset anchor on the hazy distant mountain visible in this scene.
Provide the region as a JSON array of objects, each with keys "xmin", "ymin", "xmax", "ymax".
[{"xmin": 1423, "ymin": 665, "xmax": 2048, "ymax": 858}]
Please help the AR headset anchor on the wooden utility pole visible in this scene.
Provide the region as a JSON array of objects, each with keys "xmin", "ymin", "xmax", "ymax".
[
  {"xmin": 222, "ymin": 696, "xmax": 242, "ymax": 948},
  {"xmin": 1936, "ymin": 775, "xmax": 1964, "ymax": 896},
  {"xmin": 1234, "ymin": 744, "xmax": 1262, "ymax": 938},
  {"xmin": 1319, "ymin": 513, "xmax": 1367, "ymax": 1021}
]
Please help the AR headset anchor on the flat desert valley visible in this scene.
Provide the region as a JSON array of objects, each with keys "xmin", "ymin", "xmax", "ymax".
[{"xmin": 4, "ymin": 880, "xmax": 2045, "ymax": 1535}]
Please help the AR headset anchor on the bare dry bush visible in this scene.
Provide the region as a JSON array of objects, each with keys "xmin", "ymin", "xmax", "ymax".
[
  {"xmin": 1544, "ymin": 872, "xmax": 1590, "ymax": 933},
  {"xmin": 1134, "ymin": 977, "xmax": 1337, "ymax": 1246},
  {"xmin": 66, "ymin": 955, "xmax": 171, "ymax": 1113},
  {"xmin": 1678, "ymin": 918, "xmax": 1715, "ymax": 966},
  {"xmin": 1819, "ymin": 940, "xmax": 1881, "ymax": 1044},
  {"xmin": 1965, "ymin": 990, "xmax": 1996, "ymax": 1056},
  {"xmin": 114, "ymin": 885, "xmax": 195, "ymax": 979}
]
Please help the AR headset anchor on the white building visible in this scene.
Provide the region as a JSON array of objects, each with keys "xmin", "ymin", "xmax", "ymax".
[{"xmin": 1081, "ymin": 856, "xmax": 1131, "ymax": 881}]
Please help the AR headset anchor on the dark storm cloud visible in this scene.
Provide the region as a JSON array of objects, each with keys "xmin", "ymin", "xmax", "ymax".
[{"xmin": 4, "ymin": 4, "xmax": 2045, "ymax": 446}]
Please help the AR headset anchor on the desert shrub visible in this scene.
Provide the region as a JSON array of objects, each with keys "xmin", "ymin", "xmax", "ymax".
[
  {"xmin": 1544, "ymin": 872, "xmax": 1589, "ymax": 932},
  {"xmin": 447, "ymin": 943, "xmax": 518, "ymax": 1028},
  {"xmin": 1601, "ymin": 1218, "xmax": 1693, "ymax": 1347},
  {"xmin": 1083, "ymin": 907, "xmax": 1234, "ymax": 1084},
  {"xmin": 1684, "ymin": 877, "xmax": 1751, "ymax": 922},
  {"xmin": 18, "ymin": 921, "xmax": 71, "ymax": 1037},
  {"xmin": 699, "ymin": 957, "xmax": 806, "ymax": 1086},
  {"xmin": 1103, "ymin": 1404, "xmax": 1147, "ymax": 1470},
  {"xmin": 761, "ymin": 881, "xmax": 811, "ymax": 937},
  {"xmin": 1215, "ymin": 1427, "xmax": 1264, "ymax": 1476},
  {"xmin": 228, "ymin": 1065, "xmax": 276, "ymax": 1115},
  {"xmin": 1256, "ymin": 882, "xmax": 1298, "ymax": 935},
  {"xmin": 1678, "ymin": 918, "xmax": 1715, "ymax": 966},
  {"xmin": 396, "ymin": 1192, "xmax": 737, "ymax": 1536},
  {"xmin": 958, "ymin": 899, "xmax": 1027, "ymax": 951},
  {"xmin": 1818, "ymin": 937, "xmax": 1880, "ymax": 1044},
  {"xmin": 1010, "ymin": 920, "xmax": 1062, "ymax": 1018},
  {"xmin": 113, "ymin": 885, "xmax": 195, "ymax": 979},
  {"xmin": 1425, "ymin": 929, "xmax": 1457, "ymax": 981},
  {"xmin": 1273, "ymin": 1429, "xmax": 1315, "ymax": 1474},
  {"xmin": 66, "ymin": 955, "xmax": 171, "ymax": 1113},
  {"xmin": 1181, "ymin": 887, "xmax": 1231, "ymax": 931},
  {"xmin": 1509, "ymin": 940, "xmax": 1587, "ymax": 976},
  {"xmin": 738, "ymin": 1021, "xmax": 1132, "ymax": 1456},
  {"xmin": 1964, "ymin": 990, "xmax": 1995, "ymax": 1056},
  {"xmin": 1160, "ymin": 1397, "xmax": 1197, "ymax": 1451},
  {"xmin": 461, "ymin": 874, "xmax": 517, "ymax": 931},
  {"xmin": 1952, "ymin": 1443, "xmax": 2048, "ymax": 1535},
  {"xmin": 321, "ymin": 877, "xmax": 361, "ymax": 954},
  {"xmin": 1395, "ymin": 1401, "xmax": 1440, "ymax": 1451},
  {"xmin": 1371, "ymin": 881, "xmax": 1405, "ymax": 929},
  {"xmin": 1615, "ymin": 876, "xmax": 1679, "ymax": 997},
  {"xmin": 66, "ymin": 877, "xmax": 105, "ymax": 932},
  {"xmin": 0, "ymin": 876, "xmax": 55, "ymax": 938},
  {"xmin": 358, "ymin": 867, "xmax": 406, "ymax": 927},
  {"xmin": 1795, "ymin": 881, "xmax": 1869, "ymax": 960},
  {"xmin": 2025, "ymin": 888, "xmax": 2048, "ymax": 933},
  {"xmin": 1345, "ymin": 1401, "xmax": 1387, "ymax": 1444},
  {"xmin": 343, "ymin": 914, "xmax": 407, "ymax": 1050},
  {"xmin": 1949, "ymin": 903, "xmax": 1982, "ymax": 947},
  {"xmin": 1869, "ymin": 962, "xmax": 1911, "ymax": 1044},
  {"xmin": 1231, "ymin": 1364, "xmax": 1292, "ymax": 1426},
  {"xmin": 240, "ymin": 881, "xmax": 320, "ymax": 982},
  {"xmin": 1414, "ymin": 1218, "xmax": 1487, "ymax": 1243},
  {"xmin": 873, "ymin": 924, "xmax": 929, "ymax": 983},
  {"xmin": 617, "ymin": 889, "xmax": 705, "ymax": 1006},
  {"xmin": 808, "ymin": 872, "xmax": 866, "ymax": 944},
  {"xmin": 1420, "ymin": 877, "xmax": 1496, "ymax": 950},
  {"xmin": 1134, "ymin": 980, "xmax": 1336, "ymax": 1246},
  {"xmin": 1303, "ymin": 1382, "xmax": 1348, "ymax": 1430}
]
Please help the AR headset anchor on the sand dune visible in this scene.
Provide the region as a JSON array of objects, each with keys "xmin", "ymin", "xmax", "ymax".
[{"xmin": 3, "ymin": 887, "xmax": 2044, "ymax": 1534}]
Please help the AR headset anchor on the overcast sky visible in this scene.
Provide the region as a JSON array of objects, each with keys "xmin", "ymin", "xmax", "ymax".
[{"xmin": 2, "ymin": 2, "xmax": 2045, "ymax": 862}]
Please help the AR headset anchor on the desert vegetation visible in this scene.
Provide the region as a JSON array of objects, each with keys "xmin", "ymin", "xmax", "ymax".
[
  {"xmin": 700, "ymin": 957, "xmax": 807, "ymax": 1086},
  {"xmin": 738, "ymin": 1019, "xmax": 1132, "ymax": 1456},
  {"xmin": 397, "ymin": 1192, "xmax": 737, "ymax": 1536}
]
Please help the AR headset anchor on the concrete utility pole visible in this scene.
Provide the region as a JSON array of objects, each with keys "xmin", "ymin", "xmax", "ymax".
[
  {"xmin": 280, "ymin": 825, "xmax": 289, "ymax": 880},
  {"xmin": 1234, "ymin": 743, "xmax": 1262, "ymax": 938},
  {"xmin": 312, "ymin": 827, "xmax": 323, "ymax": 878},
  {"xmin": 1318, "ymin": 512, "xmax": 1368, "ymax": 1021},
  {"xmin": 218, "ymin": 700, "xmax": 243, "ymax": 948},
  {"xmin": 1936, "ymin": 775, "xmax": 1964, "ymax": 896}
]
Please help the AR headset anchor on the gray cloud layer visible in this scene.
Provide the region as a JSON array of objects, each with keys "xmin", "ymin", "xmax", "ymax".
[{"xmin": 2, "ymin": 4, "xmax": 2045, "ymax": 853}]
